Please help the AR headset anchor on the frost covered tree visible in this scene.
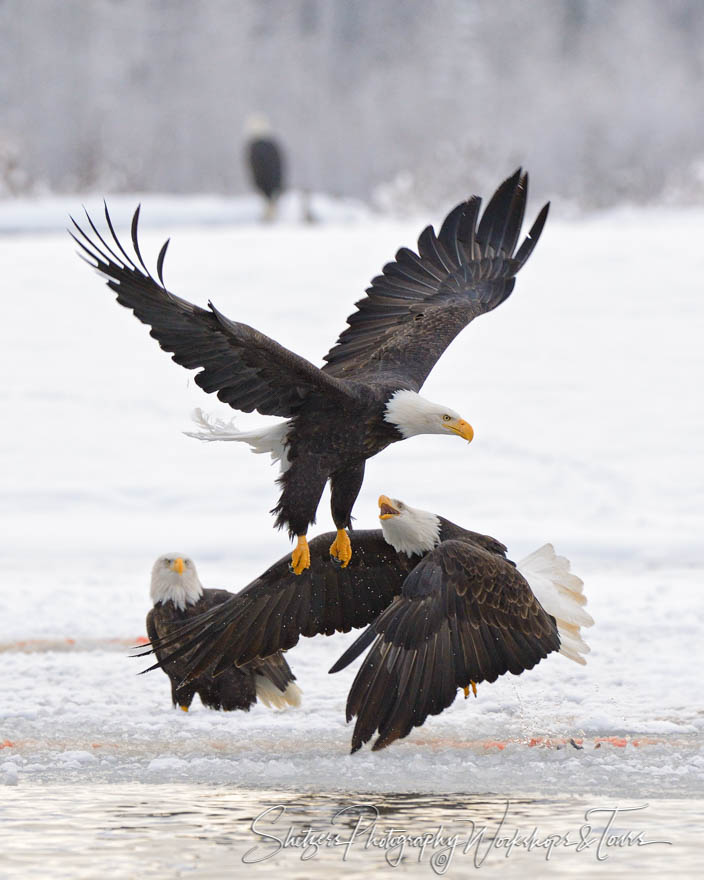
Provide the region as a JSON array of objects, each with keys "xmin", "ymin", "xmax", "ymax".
[{"xmin": 0, "ymin": 0, "xmax": 703, "ymax": 207}]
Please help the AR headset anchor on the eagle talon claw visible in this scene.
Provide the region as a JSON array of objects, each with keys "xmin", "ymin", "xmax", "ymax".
[
  {"xmin": 329, "ymin": 529, "xmax": 352, "ymax": 568},
  {"xmin": 463, "ymin": 681, "xmax": 478, "ymax": 699},
  {"xmin": 290, "ymin": 535, "xmax": 311, "ymax": 576}
]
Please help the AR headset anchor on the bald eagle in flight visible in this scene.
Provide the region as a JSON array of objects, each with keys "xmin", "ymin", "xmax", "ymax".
[
  {"xmin": 147, "ymin": 553, "xmax": 301, "ymax": 712},
  {"xmin": 138, "ymin": 499, "xmax": 592, "ymax": 751},
  {"xmin": 71, "ymin": 170, "xmax": 548, "ymax": 575}
]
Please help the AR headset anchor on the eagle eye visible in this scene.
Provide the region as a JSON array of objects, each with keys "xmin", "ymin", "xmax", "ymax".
[{"xmin": 442, "ymin": 414, "xmax": 451, "ymax": 421}]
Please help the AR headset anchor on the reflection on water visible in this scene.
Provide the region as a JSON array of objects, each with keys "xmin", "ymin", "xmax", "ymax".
[{"xmin": 0, "ymin": 785, "xmax": 699, "ymax": 879}]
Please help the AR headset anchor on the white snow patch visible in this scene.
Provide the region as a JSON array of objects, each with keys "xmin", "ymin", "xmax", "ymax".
[
  {"xmin": 147, "ymin": 756, "xmax": 190, "ymax": 774},
  {"xmin": 1, "ymin": 762, "xmax": 19, "ymax": 785}
]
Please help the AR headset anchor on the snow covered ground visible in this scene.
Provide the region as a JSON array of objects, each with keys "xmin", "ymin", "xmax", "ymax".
[{"xmin": 1, "ymin": 194, "xmax": 703, "ymax": 800}]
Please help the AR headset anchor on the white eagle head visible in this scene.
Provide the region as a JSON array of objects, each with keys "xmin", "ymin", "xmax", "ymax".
[
  {"xmin": 377, "ymin": 495, "xmax": 441, "ymax": 557},
  {"xmin": 150, "ymin": 553, "xmax": 203, "ymax": 611},
  {"xmin": 383, "ymin": 390, "xmax": 474, "ymax": 442}
]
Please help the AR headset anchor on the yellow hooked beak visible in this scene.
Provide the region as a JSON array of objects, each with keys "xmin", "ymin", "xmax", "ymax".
[
  {"xmin": 378, "ymin": 495, "xmax": 400, "ymax": 520},
  {"xmin": 446, "ymin": 417, "xmax": 474, "ymax": 443},
  {"xmin": 171, "ymin": 557, "xmax": 184, "ymax": 575}
]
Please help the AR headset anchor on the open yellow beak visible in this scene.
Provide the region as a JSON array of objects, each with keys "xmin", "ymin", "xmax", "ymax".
[
  {"xmin": 378, "ymin": 495, "xmax": 400, "ymax": 519},
  {"xmin": 171, "ymin": 557, "xmax": 184, "ymax": 575},
  {"xmin": 448, "ymin": 418, "xmax": 474, "ymax": 443}
]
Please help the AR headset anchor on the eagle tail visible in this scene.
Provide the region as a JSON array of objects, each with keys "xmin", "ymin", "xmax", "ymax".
[
  {"xmin": 184, "ymin": 408, "xmax": 290, "ymax": 471},
  {"xmin": 254, "ymin": 676, "xmax": 302, "ymax": 709},
  {"xmin": 249, "ymin": 651, "xmax": 302, "ymax": 709},
  {"xmin": 518, "ymin": 543, "xmax": 594, "ymax": 665}
]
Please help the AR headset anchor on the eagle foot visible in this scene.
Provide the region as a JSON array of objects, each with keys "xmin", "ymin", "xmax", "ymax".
[
  {"xmin": 290, "ymin": 535, "xmax": 311, "ymax": 576},
  {"xmin": 329, "ymin": 529, "xmax": 352, "ymax": 568},
  {"xmin": 180, "ymin": 705, "xmax": 189, "ymax": 712},
  {"xmin": 463, "ymin": 681, "xmax": 478, "ymax": 699}
]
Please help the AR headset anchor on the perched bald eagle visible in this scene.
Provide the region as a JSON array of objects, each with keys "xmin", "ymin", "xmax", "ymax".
[
  {"xmin": 244, "ymin": 117, "xmax": 285, "ymax": 222},
  {"xmin": 147, "ymin": 553, "xmax": 301, "ymax": 712},
  {"xmin": 138, "ymin": 500, "xmax": 592, "ymax": 751},
  {"xmin": 71, "ymin": 169, "xmax": 548, "ymax": 575}
]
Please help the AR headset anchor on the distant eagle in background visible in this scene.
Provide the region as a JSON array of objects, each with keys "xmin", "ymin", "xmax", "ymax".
[
  {"xmin": 244, "ymin": 116, "xmax": 285, "ymax": 221},
  {"xmin": 146, "ymin": 553, "xmax": 301, "ymax": 712},
  {"xmin": 139, "ymin": 500, "xmax": 592, "ymax": 751},
  {"xmin": 71, "ymin": 170, "xmax": 547, "ymax": 576}
]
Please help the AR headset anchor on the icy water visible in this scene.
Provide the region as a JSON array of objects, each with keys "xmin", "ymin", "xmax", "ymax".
[{"xmin": 0, "ymin": 785, "xmax": 700, "ymax": 879}]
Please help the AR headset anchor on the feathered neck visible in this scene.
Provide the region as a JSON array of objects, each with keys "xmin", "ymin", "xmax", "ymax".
[
  {"xmin": 381, "ymin": 503, "xmax": 441, "ymax": 557},
  {"xmin": 150, "ymin": 558, "xmax": 203, "ymax": 611},
  {"xmin": 383, "ymin": 389, "xmax": 458, "ymax": 439}
]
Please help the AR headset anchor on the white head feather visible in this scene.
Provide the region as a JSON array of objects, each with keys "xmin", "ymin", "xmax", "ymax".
[
  {"xmin": 384, "ymin": 390, "xmax": 473, "ymax": 441},
  {"xmin": 244, "ymin": 114, "xmax": 273, "ymax": 137},
  {"xmin": 378, "ymin": 496, "xmax": 441, "ymax": 556},
  {"xmin": 150, "ymin": 553, "xmax": 203, "ymax": 611}
]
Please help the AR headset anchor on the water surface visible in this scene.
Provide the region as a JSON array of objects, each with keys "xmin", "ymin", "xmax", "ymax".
[{"xmin": 1, "ymin": 785, "xmax": 699, "ymax": 878}]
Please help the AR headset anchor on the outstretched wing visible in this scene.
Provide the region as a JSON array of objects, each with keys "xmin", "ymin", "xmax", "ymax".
[
  {"xmin": 322, "ymin": 170, "xmax": 549, "ymax": 389},
  {"xmin": 332, "ymin": 539, "xmax": 560, "ymax": 752},
  {"xmin": 134, "ymin": 530, "xmax": 410, "ymax": 681},
  {"xmin": 71, "ymin": 205, "xmax": 345, "ymax": 418}
]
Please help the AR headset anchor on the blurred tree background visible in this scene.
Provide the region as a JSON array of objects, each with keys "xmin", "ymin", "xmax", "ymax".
[{"xmin": 1, "ymin": 0, "xmax": 703, "ymax": 208}]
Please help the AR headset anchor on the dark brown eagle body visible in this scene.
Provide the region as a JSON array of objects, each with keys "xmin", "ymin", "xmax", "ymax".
[
  {"xmin": 146, "ymin": 588, "xmax": 296, "ymax": 711},
  {"xmin": 273, "ymin": 387, "xmax": 400, "ymax": 536},
  {"xmin": 247, "ymin": 136, "xmax": 284, "ymax": 202}
]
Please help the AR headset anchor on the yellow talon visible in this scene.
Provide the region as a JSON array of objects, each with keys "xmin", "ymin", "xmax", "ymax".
[
  {"xmin": 329, "ymin": 529, "xmax": 352, "ymax": 568},
  {"xmin": 180, "ymin": 705, "xmax": 189, "ymax": 712},
  {"xmin": 291, "ymin": 535, "xmax": 311, "ymax": 575},
  {"xmin": 463, "ymin": 681, "xmax": 478, "ymax": 699}
]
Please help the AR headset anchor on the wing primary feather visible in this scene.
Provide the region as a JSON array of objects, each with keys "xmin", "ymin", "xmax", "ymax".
[
  {"xmin": 476, "ymin": 168, "xmax": 521, "ymax": 256},
  {"xmin": 329, "ymin": 624, "xmax": 377, "ymax": 673},
  {"xmin": 130, "ymin": 205, "xmax": 156, "ymax": 281},
  {"xmin": 68, "ymin": 225, "xmax": 105, "ymax": 267},
  {"xmin": 498, "ymin": 172, "xmax": 528, "ymax": 256},
  {"xmin": 156, "ymin": 239, "xmax": 171, "ymax": 288},
  {"xmin": 437, "ymin": 202, "xmax": 465, "ymax": 265},
  {"xmin": 103, "ymin": 201, "xmax": 141, "ymax": 272},
  {"xmin": 514, "ymin": 202, "xmax": 550, "ymax": 266},
  {"xmin": 460, "ymin": 196, "xmax": 481, "ymax": 261},
  {"xmin": 81, "ymin": 205, "xmax": 131, "ymax": 269}
]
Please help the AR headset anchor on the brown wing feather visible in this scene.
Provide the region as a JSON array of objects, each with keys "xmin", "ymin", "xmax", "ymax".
[
  {"xmin": 341, "ymin": 539, "xmax": 560, "ymax": 752},
  {"xmin": 322, "ymin": 170, "xmax": 549, "ymax": 389},
  {"xmin": 71, "ymin": 205, "xmax": 345, "ymax": 417},
  {"xmin": 136, "ymin": 530, "xmax": 411, "ymax": 684}
]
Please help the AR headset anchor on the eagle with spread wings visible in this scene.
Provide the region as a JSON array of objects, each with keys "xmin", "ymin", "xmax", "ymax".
[{"xmin": 72, "ymin": 170, "xmax": 548, "ymax": 574}]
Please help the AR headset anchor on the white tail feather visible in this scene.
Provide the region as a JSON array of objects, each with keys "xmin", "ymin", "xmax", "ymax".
[
  {"xmin": 185, "ymin": 408, "xmax": 291, "ymax": 471},
  {"xmin": 518, "ymin": 543, "xmax": 594, "ymax": 665},
  {"xmin": 255, "ymin": 676, "xmax": 302, "ymax": 710}
]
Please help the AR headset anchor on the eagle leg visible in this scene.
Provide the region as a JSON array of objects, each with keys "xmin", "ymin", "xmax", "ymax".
[
  {"xmin": 290, "ymin": 535, "xmax": 311, "ymax": 575},
  {"xmin": 463, "ymin": 681, "xmax": 478, "ymax": 699},
  {"xmin": 329, "ymin": 529, "xmax": 352, "ymax": 568}
]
